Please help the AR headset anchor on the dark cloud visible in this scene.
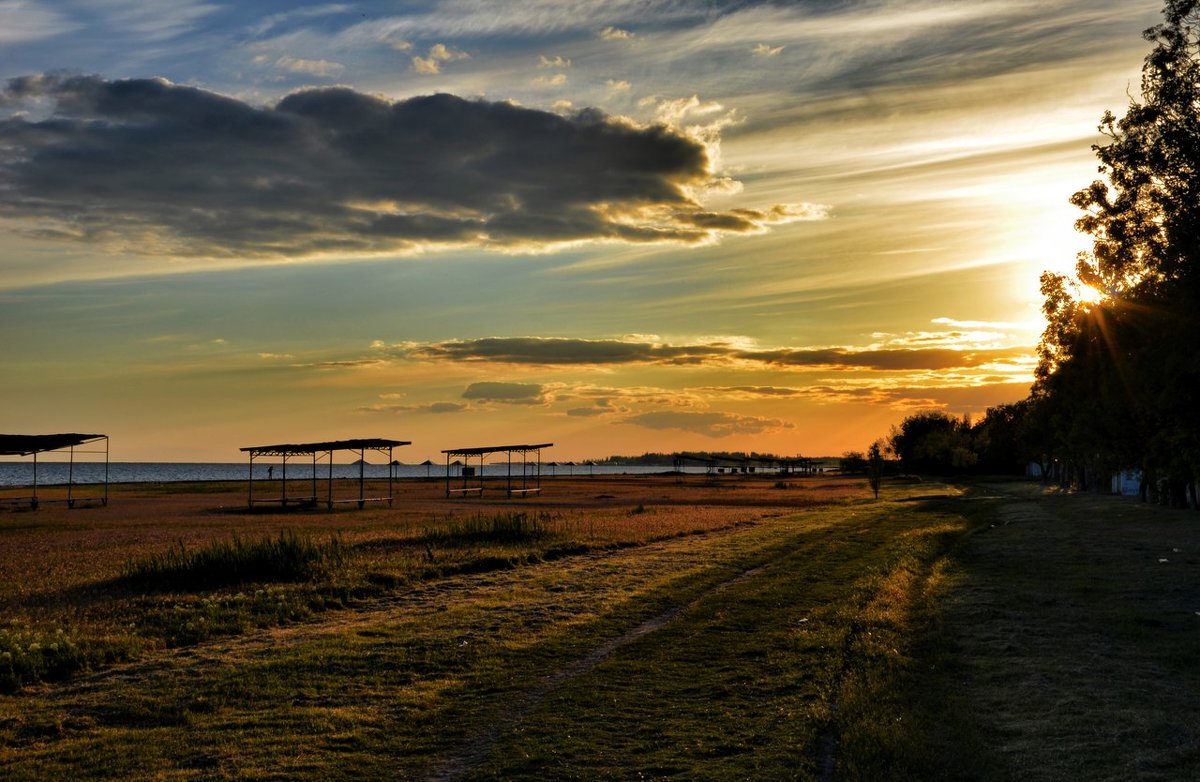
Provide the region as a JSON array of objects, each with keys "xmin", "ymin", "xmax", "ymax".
[
  {"xmin": 702, "ymin": 385, "xmax": 805, "ymax": 397},
  {"xmin": 741, "ymin": 347, "xmax": 1030, "ymax": 371},
  {"xmin": 409, "ymin": 336, "xmax": 731, "ymax": 365},
  {"xmin": 620, "ymin": 410, "xmax": 793, "ymax": 438},
  {"xmin": 0, "ymin": 73, "xmax": 812, "ymax": 258},
  {"xmin": 405, "ymin": 336, "xmax": 1030, "ymax": 371},
  {"xmin": 460, "ymin": 381, "xmax": 546, "ymax": 404},
  {"xmin": 358, "ymin": 400, "xmax": 468, "ymax": 414}
]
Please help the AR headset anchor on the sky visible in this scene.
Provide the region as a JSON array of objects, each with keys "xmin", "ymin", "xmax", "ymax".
[{"xmin": 0, "ymin": 0, "xmax": 1166, "ymax": 462}]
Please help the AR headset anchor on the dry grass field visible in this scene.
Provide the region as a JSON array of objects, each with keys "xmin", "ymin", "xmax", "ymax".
[{"xmin": 1, "ymin": 473, "xmax": 1198, "ymax": 780}]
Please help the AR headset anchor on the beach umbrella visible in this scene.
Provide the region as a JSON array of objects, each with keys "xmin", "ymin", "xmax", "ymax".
[
  {"xmin": 547, "ymin": 461, "xmax": 558, "ymax": 476},
  {"xmin": 420, "ymin": 458, "xmax": 434, "ymax": 478}
]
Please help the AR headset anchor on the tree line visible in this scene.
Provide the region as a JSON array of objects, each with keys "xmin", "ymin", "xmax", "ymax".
[{"xmin": 866, "ymin": 2, "xmax": 1200, "ymax": 508}]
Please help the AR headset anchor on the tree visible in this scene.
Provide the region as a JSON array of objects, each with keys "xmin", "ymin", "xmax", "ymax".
[
  {"xmin": 1037, "ymin": 0, "xmax": 1200, "ymax": 504},
  {"xmin": 839, "ymin": 451, "xmax": 867, "ymax": 474},
  {"xmin": 867, "ymin": 441, "xmax": 885, "ymax": 499},
  {"xmin": 889, "ymin": 411, "xmax": 976, "ymax": 475}
]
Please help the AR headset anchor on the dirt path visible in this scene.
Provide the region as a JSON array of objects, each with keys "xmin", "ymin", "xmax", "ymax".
[{"xmin": 427, "ymin": 563, "xmax": 770, "ymax": 781}]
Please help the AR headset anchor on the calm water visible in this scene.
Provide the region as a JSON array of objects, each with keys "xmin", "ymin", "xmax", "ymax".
[{"xmin": 0, "ymin": 461, "xmax": 706, "ymax": 487}]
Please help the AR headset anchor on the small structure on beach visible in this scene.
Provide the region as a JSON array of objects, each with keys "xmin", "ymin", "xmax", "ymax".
[
  {"xmin": 673, "ymin": 452, "xmax": 815, "ymax": 477},
  {"xmin": 0, "ymin": 433, "xmax": 109, "ymax": 509},
  {"xmin": 441, "ymin": 443, "xmax": 553, "ymax": 498},
  {"xmin": 240, "ymin": 438, "xmax": 410, "ymax": 510}
]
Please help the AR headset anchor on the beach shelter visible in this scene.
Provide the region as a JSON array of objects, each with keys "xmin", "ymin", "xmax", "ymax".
[
  {"xmin": 240, "ymin": 438, "xmax": 410, "ymax": 510},
  {"xmin": 0, "ymin": 433, "xmax": 109, "ymax": 510},
  {"xmin": 440, "ymin": 443, "xmax": 553, "ymax": 497}
]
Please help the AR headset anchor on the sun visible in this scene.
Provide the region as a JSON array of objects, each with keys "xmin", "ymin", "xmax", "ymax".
[{"xmin": 1074, "ymin": 282, "xmax": 1106, "ymax": 306}]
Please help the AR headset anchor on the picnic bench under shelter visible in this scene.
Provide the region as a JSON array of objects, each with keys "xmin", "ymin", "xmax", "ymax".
[
  {"xmin": 441, "ymin": 443, "xmax": 553, "ymax": 498},
  {"xmin": 0, "ymin": 433, "xmax": 109, "ymax": 509},
  {"xmin": 240, "ymin": 438, "xmax": 410, "ymax": 509}
]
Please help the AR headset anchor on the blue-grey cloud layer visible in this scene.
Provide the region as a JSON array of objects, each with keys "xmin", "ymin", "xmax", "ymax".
[
  {"xmin": 0, "ymin": 73, "xmax": 803, "ymax": 258},
  {"xmin": 406, "ymin": 336, "xmax": 1028, "ymax": 370}
]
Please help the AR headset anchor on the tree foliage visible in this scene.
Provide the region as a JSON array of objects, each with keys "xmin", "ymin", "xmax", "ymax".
[{"xmin": 1032, "ymin": 0, "xmax": 1200, "ymax": 504}]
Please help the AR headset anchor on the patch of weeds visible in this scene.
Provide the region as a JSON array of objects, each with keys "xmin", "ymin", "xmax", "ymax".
[
  {"xmin": 420, "ymin": 512, "xmax": 559, "ymax": 547},
  {"xmin": 120, "ymin": 530, "xmax": 352, "ymax": 592},
  {"xmin": 135, "ymin": 586, "xmax": 322, "ymax": 646},
  {"xmin": 0, "ymin": 625, "xmax": 87, "ymax": 693},
  {"xmin": 0, "ymin": 623, "xmax": 140, "ymax": 692}
]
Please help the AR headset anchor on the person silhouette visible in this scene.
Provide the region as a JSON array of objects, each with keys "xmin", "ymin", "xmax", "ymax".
[{"xmin": 268, "ymin": 465, "xmax": 274, "ymax": 480}]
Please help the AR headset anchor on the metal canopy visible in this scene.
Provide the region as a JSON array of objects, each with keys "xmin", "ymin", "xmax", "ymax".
[
  {"xmin": 440, "ymin": 443, "xmax": 553, "ymax": 498},
  {"xmin": 241, "ymin": 437, "xmax": 410, "ymax": 510},
  {"xmin": 0, "ymin": 433, "xmax": 109, "ymax": 509},
  {"xmin": 440, "ymin": 442, "xmax": 553, "ymax": 456},
  {"xmin": 241, "ymin": 438, "xmax": 410, "ymax": 457},
  {"xmin": 0, "ymin": 433, "xmax": 107, "ymax": 457}
]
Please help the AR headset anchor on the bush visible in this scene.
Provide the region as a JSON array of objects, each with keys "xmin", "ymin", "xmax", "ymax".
[
  {"xmin": 420, "ymin": 512, "xmax": 556, "ymax": 546},
  {"xmin": 121, "ymin": 530, "xmax": 351, "ymax": 591}
]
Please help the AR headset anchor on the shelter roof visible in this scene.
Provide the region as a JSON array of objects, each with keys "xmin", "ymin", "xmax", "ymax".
[
  {"xmin": 0, "ymin": 433, "xmax": 107, "ymax": 457},
  {"xmin": 240, "ymin": 438, "xmax": 411, "ymax": 457},
  {"xmin": 441, "ymin": 443, "xmax": 553, "ymax": 456}
]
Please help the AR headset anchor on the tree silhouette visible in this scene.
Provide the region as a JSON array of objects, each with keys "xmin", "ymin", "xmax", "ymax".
[
  {"xmin": 867, "ymin": 441, "xmax": 885, "ymax": 499},
  {"xmin": 1037, "ymin": 0, "xmax": 1200, "ymax": 503}
]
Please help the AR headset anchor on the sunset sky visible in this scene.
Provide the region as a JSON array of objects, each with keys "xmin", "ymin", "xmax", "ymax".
[{"xmin": 0, "ymin": 0, "xmax": 1164, "ymax": 462}]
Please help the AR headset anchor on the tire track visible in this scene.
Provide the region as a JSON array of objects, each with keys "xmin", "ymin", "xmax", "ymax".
[{"xmin": 427, "ymin": 564, "xmax": 770, "ymax": 781}]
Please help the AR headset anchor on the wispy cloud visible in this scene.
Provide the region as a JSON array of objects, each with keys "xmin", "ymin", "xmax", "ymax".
[
  {"xmin": 87, "ymin": 0, "xmax": 220, "ymax": 43},
  {"xmin": 358, "ymin": 400, "xmax": 468, "ymax": 414},
  {"xmin": 273, "ymin": 55, "xmax": 344, "ymax": 77},
  {"xmin": 248, "ymin": 4, "xmax": 352, "ymax": 37},
  {"xmin": 599, "ymin": 26, "xmax": 634, "ymax": 40},
  {"xmin": 620, "ymin": 410, "xmax": 793, "ymax": 438},
  {"xmin": 412, "ymin": 42, "xmax": 469, "ymax": 74},
  {"xmin": 0, "ymin": 0, "xmax": 79, "ymax": 43},
  {"xmin": 532, "ymin": 73, "xmax": 567, "ymax": 87}
]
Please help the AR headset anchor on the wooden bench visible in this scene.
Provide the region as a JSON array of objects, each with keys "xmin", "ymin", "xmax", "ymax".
[
  {"xmin": 250, "ymin": 496, "xmax": 318, "ymax": 508},
  {"xmin": 447, "ymin": 486, "xmax": 484, "ymax": 496},
  {"xmin": 329, "ymin": 496, "xmax": 393, "ymax": 509},
  {"xmin": 507, "ymin": 488, "xmax": 542, "ymax": 497}
]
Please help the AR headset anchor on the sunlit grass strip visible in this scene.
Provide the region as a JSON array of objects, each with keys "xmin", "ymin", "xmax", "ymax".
[{"xmin": 121, "ymin": 530, "xmax": 352, "ymax": 591}]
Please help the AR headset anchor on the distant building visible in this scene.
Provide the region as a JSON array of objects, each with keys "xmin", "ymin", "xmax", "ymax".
[{"xmin": 1111, "ymin": 469, "xmax": 1142, "ymax": 497}]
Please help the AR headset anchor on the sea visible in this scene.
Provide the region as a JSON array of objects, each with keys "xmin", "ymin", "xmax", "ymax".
[{"xmin": 0, "ymin": 461, "xmax": 707, "ymax": 487}]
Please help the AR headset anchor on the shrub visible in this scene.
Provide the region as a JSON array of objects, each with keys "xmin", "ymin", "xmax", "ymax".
[
  {"xmin": 121, "ymin": 530, "xmax": 351, "ymax": 591},
  {"xmin": 421, "ymin": 512, "xmax": 556, "ymax": 546}
]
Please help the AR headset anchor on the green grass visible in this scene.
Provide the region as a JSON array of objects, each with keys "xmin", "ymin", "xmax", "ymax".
[
  {"xmin": 0, "ymin": 482, "xmax": 966, "ymax": 779},
  {"xmin": 120, "ymin": 530, "xmax": 352, "ymax": 591},
  {"xmin": 3, "ymin": 480, "xmax": 1198, "ymax": 779},
  {"xmin": 417, "ymin": 511, "xmax": 558, "ymax": 546}
]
